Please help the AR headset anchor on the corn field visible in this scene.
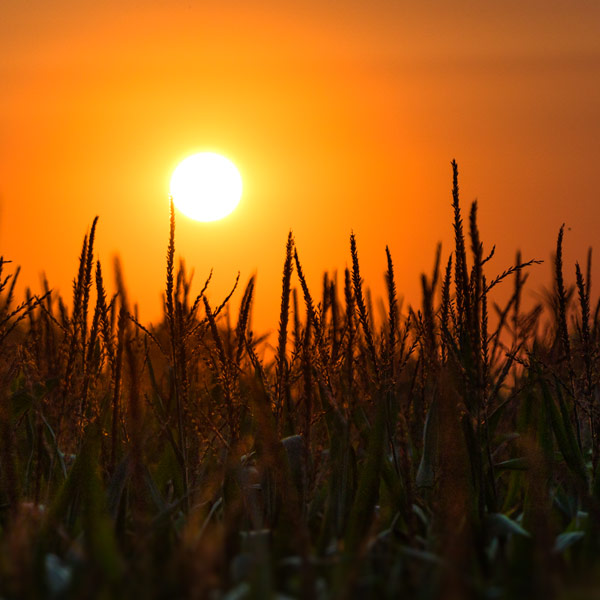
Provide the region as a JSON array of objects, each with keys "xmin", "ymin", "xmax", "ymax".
[{"xmin": 1, "ymin": 162, "xmax": 599, "ymax": 599}]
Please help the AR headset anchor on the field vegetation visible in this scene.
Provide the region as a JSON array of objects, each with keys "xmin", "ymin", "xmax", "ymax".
[{"xmin": 1, "ymin": 162, "xmax": 600, "ymax": 598}]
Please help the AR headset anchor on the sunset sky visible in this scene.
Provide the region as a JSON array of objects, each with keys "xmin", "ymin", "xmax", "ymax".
[{"xmin": 1, "ymin": 0, "xmax": 599, "ymax": 338}]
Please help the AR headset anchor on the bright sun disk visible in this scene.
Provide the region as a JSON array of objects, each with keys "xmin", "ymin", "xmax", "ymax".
[{"xmin": 170, "ymin": 152, "xmax": 242, "ymax": 222}]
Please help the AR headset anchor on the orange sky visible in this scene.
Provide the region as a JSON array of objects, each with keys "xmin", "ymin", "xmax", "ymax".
[{"xmin": 1, "ymin": 1, "xmax": 599, "ymax": 339}]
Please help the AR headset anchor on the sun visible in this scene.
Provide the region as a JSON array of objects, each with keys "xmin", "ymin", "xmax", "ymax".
[{"xmin": 170, "ymin": 152, "xmax": 242, "ymax": 222}]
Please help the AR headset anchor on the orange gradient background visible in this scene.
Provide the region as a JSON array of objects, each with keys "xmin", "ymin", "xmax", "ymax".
[{"xmin": 1, "ymin": 1, "xmax": 599, "ymax": 338}]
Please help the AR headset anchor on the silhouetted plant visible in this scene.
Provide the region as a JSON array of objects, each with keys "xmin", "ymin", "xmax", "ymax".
[{"xmin": 2, "ymin": 162, "xmax": 600, "ymax": 599}]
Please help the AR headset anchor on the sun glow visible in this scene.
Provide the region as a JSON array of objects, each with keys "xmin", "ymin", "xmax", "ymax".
[{"xmin": 170, "ymin": 152, "xmax": 242, "ymax": 222}]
